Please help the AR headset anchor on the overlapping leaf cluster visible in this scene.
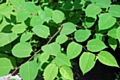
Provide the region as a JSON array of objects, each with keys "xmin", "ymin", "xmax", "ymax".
[{"xmin": 0, "ymin": 0, "xmax": 120, "ymax": 80}]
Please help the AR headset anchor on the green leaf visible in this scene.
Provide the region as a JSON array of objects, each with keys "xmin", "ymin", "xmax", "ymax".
[
  {"xmin": 60, "ymin": 22, "xmax": 76, "ymax": 35},
  {"xmin": 98, "ymin": 51, "xmax": 119, "ymax": 67},
  {"xmin": 52, "ymin": 10, "xmax": 64, "ymax": 23},
  {"xmin": 20, "ymin": 61, "xmax": 38, "ymax": 80},
  {"xmin": 42, "ymin": 42, "xmax": 61, "ymax": 56},
  {"xmin": 85, "ymin": 4, "xmax": 101, "ymax": 17},
  {"xmin": 109, "ymin": 5, "xmax": 120, "ymax": 17},
  {"xmin": 12, "ymin": 42, "xmax": 32, "ymax": 58},
  {"xmin": 43, "ymin": 7, "xmax": 53, "ymax": 22},
  {"xmin": 0, "ymin": 58, "xmax": 13, "ymax": 76},
  {"xmin": 93, "ymin": 33, "xmax": 105, "ymax": 41},
  {"xmin": 20, "ymin": 32, "xmax": 33, "ymax": 42},
  {"xmin": 0, "ymin": 3, "xmax": 13, "ymax": 18},
  {"xmin": 0, "ymin": 33, "xmax": 18, "ymax": 47},
  {"xmin": 23, "ymin": 2, "xmax": 37, "ymax": 13},
  {"xmin": 79, "ymin": 52, "xmax": 96, "ymax": 75},
  {"xmin": 96, "ymin": 0, "xmax": 111, "ymax": 8},
  {"xmin": 60, "ymin": 66, "xmax": 74, "ymax": 80},
  {"xmin": 107, "ymin": 28, "xmax": 117, "ymax": 39},
  {"xmin": 12, "ymin": 24, "xmax": 27, "ymax": 33},
  {"xmin": 38, "ymin": 52, "xmax": 50, "ymax": 63},
  {"xmin": 55, "ymin": 35, "xmax": 68, "ymax": 44},
  {"xmin": 16, "ymin": 10, "xmax": 29, "ymax": 22},
  {"xmin": 87, "ymin": 39, "xmax": 107, "ymax": 52},
  {"xmin": 74, "ymin": 29, "xmax": 91, "ymax": 42},
  {"xmin": 108, "ymin": 38, "xmax": 117, "ymax": 51},
  {"xmin": 98, "ymin": 13, "xmax": 116, "ymax": 30},
  {"xmin": 116, "ymin": 27, "xmax": 120, "ymax": 42},
  {"xmin": 32, "ymin": 25, "xmax": 50, "ymax": 38},
  {"xmin": 9, "ymin": 0, "xmax": 25, "ymax": 7},
  {"xmin": 30, "ymin": 16, "xmax": 44, "ymax": 26},
  {"xmin": 67, "ymin": 42, "xmax": 82, "ymax": 59},
  {"xmin": 82, "ymin": 16, "xmax": 97, "ymax": 28},
  {"xmin": 0, "ymin": 17, "xmax": 9, "ymax": 32},
  {"xmin": 43, "ymin": 63, "xmax": 58, "ymax": 80},
  {"xmin": 55, "ymin": 53, "xmax": 71, "ymax": 67}
]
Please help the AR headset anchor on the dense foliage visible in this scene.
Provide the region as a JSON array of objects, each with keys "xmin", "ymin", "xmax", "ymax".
[{"xmin": 0, "ymin": 0, "xmax": 120, "ymax": 80}]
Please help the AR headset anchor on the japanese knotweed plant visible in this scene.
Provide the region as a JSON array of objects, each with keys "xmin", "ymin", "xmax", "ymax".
[{"xmin": 0, "ymin": 0, "xmax": 120, "ymax": 80}]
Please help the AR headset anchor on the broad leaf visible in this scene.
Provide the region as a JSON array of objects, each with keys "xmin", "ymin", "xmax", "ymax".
[
  {"xmin": 107, "ymin": 28, "xmax": 117, "ymax": 39},
  {"xmin": 52, "ymin": 10, "xmax": 64, "ymax": 23},
  {"xmin": 55, "ymin": 53, "xmax": 71, "ymax": 67},
  {"xmin": 0, "ymin": 33, "xmax": 18, "ymax": 47},
  {"xmin": 0, "ymin": 58, "xmax": 13, "ymax": 76},
  {"xmin": 38, "ymin": 52, "xmax": 50, "ymax": 63},
  {"xmin": 116, "ymin": 27, "xmax": 120, "ymax": 42},
  {"xmin": 67, "ymin": 42, "xmax": 82, "ymax": 59},
  {"xmin": 87, "ymin": 39, "xmax": 107, "ymax": 52},
  {"xmin": 109, "ymin": 5, "xmax": 120, "ymax": 17},
  {"xmin": 108, "ymin": 38, "xmax": 117, "ymax": 51},
  {"xmin": 96, "ymin": 0, "xmax": 111, "ymax": 8},
  {"xmin": 30, "ymin": 16, "xmax": 44, "ymax": 26},
  {"xmin": 16, "ymin": 10, "xmax": 29, "ymax": 22},
  {"xmin": 60, "ymin": 66, "xmax": 74, "ymax": 80},
  {"xmin": 9, "ymin": 0, "xmax": 25, "ymax": 7},
  {"xmin": 20, "ymin": 61, "xmax": 38, "ymax": 80},
  {"xmin": 0, "ymin": 3, "xmax": 12, "ymax": 18},
  {"xmin": 98, "ymin": 51, "xmax": 119, "ymax": 67},
  {"xmin": 32, "ymin": 25, "xmax": 50, "ymax": 38},
  {"xmin": 98, "ymin": 13, "xmax": 116, "ymax": 30},
  {"xmin": 43, "ymin": 63, "xmax": 58, "ymax": 80},
  {"xmin": 74, "ymin": 29, "xmax": 91, "ymax": 42},
  {"xmin": 0, "ymin": 17, "xmax": 9, "ymax": 32},
  {"xmin": 12, "ymin": 24, "xmax": 27, "ymax": 33},
  {"xmin": 85, "ymin": 4, "xmax": 101, "ymax": 17},
  {"xmin": 82, "ymin": 16, "xmax": 97, "ymax": 28},
  {"xmin": 55, "ymin": 35, "xmax": 68, "ymax": 44},
  {"xmin": 42, "ymin": 42, "xmax": 61, "ymax": 56},
  {"xmin": 79, "ymin": 52, "xmax": 96, "ymax": 75},
  {"xmin": 20, "ymin": 32, "xmax": 33, "ymax": 42},
  {"xmin": 23, "ymin": 2, "xmax": 37, "ymax": 13},
  {"xmin": 60, "ymin": 22, "xmax": 76, "ymax": 35},
  {"xmin": 12, "ymin": 42, "xmax": 32, "ymax": 58},
  {"xmin": 93, "ymin": 33, "xmax": 105, "ymax": 41}
]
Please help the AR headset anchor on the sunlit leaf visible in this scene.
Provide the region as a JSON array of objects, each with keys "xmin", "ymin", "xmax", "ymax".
[
  {"xmin": 12, "ymin": 42, "xmax": 32, "ymax": 58},
  {"xmin": 74, "ymin": 29, "xmax": 91, "ymax": 42},
  {"xmin": 55, "ymin": 35, "xmax": 68, "ymax": 44},
  {"xmin": 55, "ymin": 53, "xmax": 71, "ymax": 67},
  {"xmin": 107, "ymin": 28, "xmax": 117, "ymax": 39},
  {"xmin": 116, "ymin": 27, "xmax": 120, "ymax": 42},
  {"xmin": 0, "ymin": 33, "xmax": 18, "ymax": 47},
  {"xmin": 20, "ymin": 61, "xmax": 38, "ymax": 80},
  {"xmin": 67, "ymin": 42, "xmax": 82, "ymax": 59},
  {"xmin": 43, "ymin": 63, "xmax": 58, "ymax": 80},
  {"xmin": 85, "ymin": 4, "xmax": 101, "ymax": 17},
  {"xmin": 42, "ymin": 42, "xmax": 61, "ymax": 56},
  {"xmin": 79, "ymin": 52, "xmax": 96, "ymax": 75},
  {"xmin": 60, "ymin": 66, "xmax": 74, "ymax": 80},
  {"xmin": 12, "ymin": 24, "xmax": 27, "ymax": 33},
  {"xmin": 60, "ymin": 22, "xmax": 76, "ymax": 35},
  {"xmin": 32, "ymin": 25, "xmax": 50, "ymax": 38},
  {"xmin": 20, "ymin": 32, "xmax": 33, "ymax": 42},
  {"xmin": 109, "ymin": 5, "xmax": 120, "ymax": 17},
  {"xmin": 87, "ymin": 39, "xmax": 107, "ymax": 52},
  {"xmin": 98, "ymin": 13, "xmax": 116, "ymax": 30},
  {"xmin": 52, "ymin": 10, "xmax": 64, "ymax": 23},
  {"xmin": 0, "ymin": 58, "xmax": 13, "ymax": 76},
  {"xmin": 98, "ymin": 51, "xmax": 119, "ymax": 67}
]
